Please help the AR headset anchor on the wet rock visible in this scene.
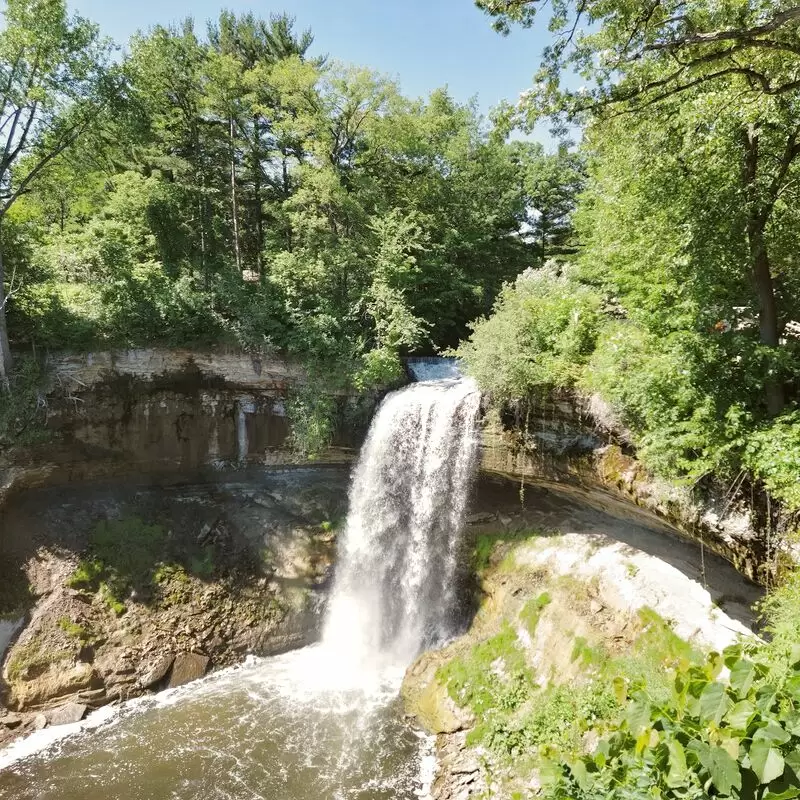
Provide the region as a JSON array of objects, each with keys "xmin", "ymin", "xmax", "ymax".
[
  {"xmin": 31, "ymin": 714, "xmax": 48, "ymax": 730},
  {"xmin": 77, "ymin": 688, "xmax": 106, "ymax": 702},
  {"xmin": 0, "ymin": 713, "xmax": 22, "ymax": 729},
  {"xmin": 78, "ymin": 644, "xmax": 95, "ymax": 663},
  {"xmin": 467, "ymin": 512, "xmax": 495, "ymax": 525},
  {"xmin": 168, "ymin": 652, "xmax": 209, "ymax": 688},
  {"xmin": 48, "ymin": 702, "xmax": 88, "ymax": 726},
  {"xmin": 138, "ymin": 654, "xmax": 174, "ymax": 688}
]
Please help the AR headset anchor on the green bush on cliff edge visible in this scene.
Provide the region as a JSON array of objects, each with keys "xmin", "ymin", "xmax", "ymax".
[{"xmin": 542, "ymin": 570, "xmax": 800, "ymax": 800}]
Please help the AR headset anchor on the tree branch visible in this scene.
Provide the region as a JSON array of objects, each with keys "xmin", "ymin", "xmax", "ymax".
[{"xmin": 644, "ymin": 6, "xmax": 800, "ymax": 51}]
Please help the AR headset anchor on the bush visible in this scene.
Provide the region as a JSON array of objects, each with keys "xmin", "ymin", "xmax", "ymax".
[
  {"xmin": 543, "ymin": 643, "xmax": 800, "ymax": 800},
  {"xmin": 581, "ymin": 323, "xmax": 752, "ymax": 480},
  {"xmin": 0, "ymin": 356, "xmax": 51, "ymax": 447},
  {"xmin": 745, "ymin": 411, "xmax": 800, "ymax": 512},
  {"xmin": 455, "ymin": 264, "xmax": 603, "ymax": 401}
]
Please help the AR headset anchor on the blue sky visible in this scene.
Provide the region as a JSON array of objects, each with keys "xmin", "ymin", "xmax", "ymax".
[{"xmin": 71, "ymin": 0, "xmax": 551, "ymax": 127}]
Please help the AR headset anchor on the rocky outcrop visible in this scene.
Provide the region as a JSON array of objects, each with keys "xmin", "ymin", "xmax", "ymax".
[
  {"xmin": 0, "ymin": 467, "xmax": 349, "ymax": 747},
  {"xmin": 1, "ymin": 347, "xmax": 375, "ymax": 508},
  {"xmin": 479, "ymin": 393, "xmax": 774, "ymax": 583},
  {"xmin": 404, "ymin": 480, "xmax": 760, "ymax": 800}
]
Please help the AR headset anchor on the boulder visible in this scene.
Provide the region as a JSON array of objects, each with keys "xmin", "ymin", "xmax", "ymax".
[
  {"xmin": 0, "ymin": 713, "xmax": 22, "ymax": 729},
  {"xmin": 48, "ymin": 702, "xmax": 88, "ymax": 726},
  {"xmin": 168, "ymin": 652, "xmax": 209, "ymax": 688},
  {"xmin": 138, "ymin": 654, "xmax": 174, "ymax": 688},
  {"xmin": 31, "ymin": 714, "xmax": 48, "ymax": 730}
]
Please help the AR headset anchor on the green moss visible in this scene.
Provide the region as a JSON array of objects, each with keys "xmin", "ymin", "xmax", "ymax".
[
  {"xmin": 475, "ymin": 682, "xmax": 619, "ymax": 759},
  {"xmin": 98, "ymin": 582, "xmax": 126, "ymax": 616},
  {"xmin": 64, "ymin": 516, "xmax": 223, "ymax": 611},
  {"xmin": 472, "ymin": 528, "xmax": 554, "ymax": 574},
  {"xmin": 474, "ymin": 535, "xmax": 496, "ymax": 572},
  {"xmin": 520, "ymin": 592, "xmax": 552, "ymax": 637},
  {"xmin": 435, "ymin": 592, "xmax": 700, "ymax": 769},
  {"xmin": 65, "ymin": 557, "xmax": 104, "ymax": 590},
  {"xmin": 437, "ymin": 623, "xmax": 533, "ymax": 716},
  {"xmin": 6, "ymin": 640, "xmax": 72, "ymax": 682},
  {"xmin": 57, "ymin": 617, "xmax": 94, "ymax": 642}
]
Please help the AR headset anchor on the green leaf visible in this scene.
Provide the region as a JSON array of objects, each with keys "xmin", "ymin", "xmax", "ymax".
[
  {"xmin": 763, "ymin": 789, "xmax": 800, "ymax": 800},
  {"xmin": 727, "ymin": 700, "xmax": 756, "ymax": 731},
  {"xmin": 785, "ymin": 751, "xmax": 800, "ymax": 776},
  {"xmin": 666, "ymin": 739, "xmax": 688, "ymax": 788},
  {"xmin": 626, "ymin": 699, "xmax": 652, "ymax": 736},
  {"xmin": 569, "ymin": 759, "xmax": 592, "ymax": 791},
  {"xmin": 700, "ymin": 681, "xmax": 729, "ymax": 725},
  {"xmin": 753, "ymin": 721, "xmax": 791, "ymax": 747},
  {"xmin": 729, "ymin": 658, "xmax": 756, "ymax": 697},
  {"xmin": 701, "ymin": 745, "xmax": 742, "ymax": 795},
  {"xmin": 750, "ymin": 741, "xmax": 785, "ymax": 785}
]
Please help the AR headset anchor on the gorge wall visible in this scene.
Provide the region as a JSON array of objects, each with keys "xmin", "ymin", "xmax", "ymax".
[
  {"xmin": 479, "ymin": 393, "xmax": 771, "ymax": 583},
  {"xmin": 2, "ymin": 347, "xmax": 773, "ymax": 583},
  {"xmin": 0, "ymin": 349, "xmax": 772, "ymax": 746},
  {"xmin": 1, "ymin": 347, "xmax": 373, "ymax": 504}
]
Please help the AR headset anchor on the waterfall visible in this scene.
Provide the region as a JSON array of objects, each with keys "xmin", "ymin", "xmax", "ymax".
[{"xmin": 322, "ymin": 376, "xmax": 481, "ymax": 671}]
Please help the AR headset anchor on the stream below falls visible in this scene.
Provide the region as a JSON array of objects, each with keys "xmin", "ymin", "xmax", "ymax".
[{"xmin": 0, "ymin": 647, "xmax": 428, "ymax": 800}]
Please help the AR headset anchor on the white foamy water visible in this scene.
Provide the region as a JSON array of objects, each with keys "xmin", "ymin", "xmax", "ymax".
[
  {"xmin": 0, "ymin": 378, "xmax": 481, "ymax": 799},
  {"xmin": 323, "ymin": 378, "xmax": 481, "ymax": 670}
]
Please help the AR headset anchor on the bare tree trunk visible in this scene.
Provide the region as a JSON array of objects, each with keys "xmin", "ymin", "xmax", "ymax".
[
  {"xmin": 746, "ymin": 222, "xmax": 784, "ymax": 414},
  {"xmin": 741, "ymin": 125, "xmax": 784, "ymax": 416},
  {"xmin": 0, "ymin": 227, "xmax": 13, "ymax": 390},
  {"xmin": 230, "ymin": 116, "xmax": 242, "ymax": 274},
  {"xmin": 252, "ymin": 116, "xmax": 263, "ymax": 274}
]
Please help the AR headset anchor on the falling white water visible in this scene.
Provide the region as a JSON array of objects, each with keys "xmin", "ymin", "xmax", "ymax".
[{"xmin": 322, "ymin": 377, "xmax": 481, "ymax": 674}]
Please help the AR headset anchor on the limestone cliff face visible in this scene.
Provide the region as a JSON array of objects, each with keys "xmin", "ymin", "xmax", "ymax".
[
  {"xmin": 1, "ymin": 348, "xmax": 373, "ymax": 503},
  {"xmin": 402, "ymin": 484, "xmax": 759, "ymax": 800},
  {"xmin": 479, "ymin": 393, "xmax": 773, "ymax": 584},
  {"xmin": 0, "ymin": 348, "xmax": 372, "ymax": 743}
]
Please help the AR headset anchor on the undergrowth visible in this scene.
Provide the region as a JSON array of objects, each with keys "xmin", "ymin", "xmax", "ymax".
[{"xmin": 66, "ymin": 515, "xmax": 218, "ymax": 614}]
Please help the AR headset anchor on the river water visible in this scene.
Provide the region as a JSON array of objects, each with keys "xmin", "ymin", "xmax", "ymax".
[{"xmin": 0, "ymin": 377, "xmax": 481, "ymax": 800}]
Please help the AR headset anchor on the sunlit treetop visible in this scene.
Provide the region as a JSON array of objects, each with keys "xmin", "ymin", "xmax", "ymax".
[{"xmin": 476, "ymin": 1, "xmax": 800, "ymax": 128}]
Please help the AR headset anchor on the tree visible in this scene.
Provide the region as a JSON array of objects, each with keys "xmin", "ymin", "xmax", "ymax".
[
  {"xmin": 478, "ymin": 0, "xmax": 800, "ymax": 414},
  {"xmin": 207, "ymin": 12, "xmax": 314, "ymax": 274},
  {"xmin": 512, "ymin": 141, "xmax": 584, "ymax": 263},
  {"xmin": 0, "ymin": 0, "xmax": 113, "ymax": 385}
]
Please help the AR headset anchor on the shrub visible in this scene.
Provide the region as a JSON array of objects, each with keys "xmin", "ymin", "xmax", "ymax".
[
  {"xmin": 744, "ymin": 411, "xmax": 800, "ymax": 512},
  {"xmin": 543, "ymin": 644, "xmax": 800, "ymax": 800},
  {"xmin": 456, "ymin": 264, "xmax": 603, "ymax": 401},
  {"xmin": 0, "ymin": 356, "xmax": 51, "ymax": 447}
]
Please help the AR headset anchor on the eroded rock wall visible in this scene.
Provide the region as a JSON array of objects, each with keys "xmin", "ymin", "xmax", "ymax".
[
  {"xmin": 479, "ymin": 393, "xmax": 769, "ymax": 583},
  {"xmin": 0, "ymin": 467, "xmax": 349, "ymax": 744},
  {"xmin": 1, "ymin": 348, "xmax": 372, "ymax": 504}
]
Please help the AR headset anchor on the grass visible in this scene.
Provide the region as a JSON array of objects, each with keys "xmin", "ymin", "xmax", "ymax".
[
  {"xmin": 65, "ymin": 515, "xmax": 218, "ymax": 612},
  {"xmin": 438, "ymin": 622, "xmax": 534, "ymax": 717},
  {"xmin": 435, "ymin": 580, "xmax": 702, "ymax": 769},
  {"xmin": 57, "ymin": 617, "xmax": 94, "ymax": 642},
  {"xmin": 472, "ymin": 528, "xmax": 555, "ymax": 573},
  {"xmin": 520, "ymin": 592, "xmax": 552, "ymax": 637}
]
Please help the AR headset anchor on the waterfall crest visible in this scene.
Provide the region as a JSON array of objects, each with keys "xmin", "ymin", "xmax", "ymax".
[{"xmin": 323, "ymin": 377, "xmax": 481, "ymax": 670}]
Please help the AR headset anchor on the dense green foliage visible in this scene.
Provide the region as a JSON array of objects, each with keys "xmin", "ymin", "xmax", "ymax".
[
  {"xmin": 545, "ymin": 641, "xmax": 800, "ymax": 800},
  {"xmin": 541, "ymin": 570, "xmax": 800, "ymax": 800},
  {"xmin": 456, "ymin": 264, "xmax": 602, "ymax": 398},
  {"xmin": 0, "ymin": 2, "xmax": 577, "ymax": 386},
  {"xmin": 461, "ymin": 0, "xmax": 800, "ymax": 513}
]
